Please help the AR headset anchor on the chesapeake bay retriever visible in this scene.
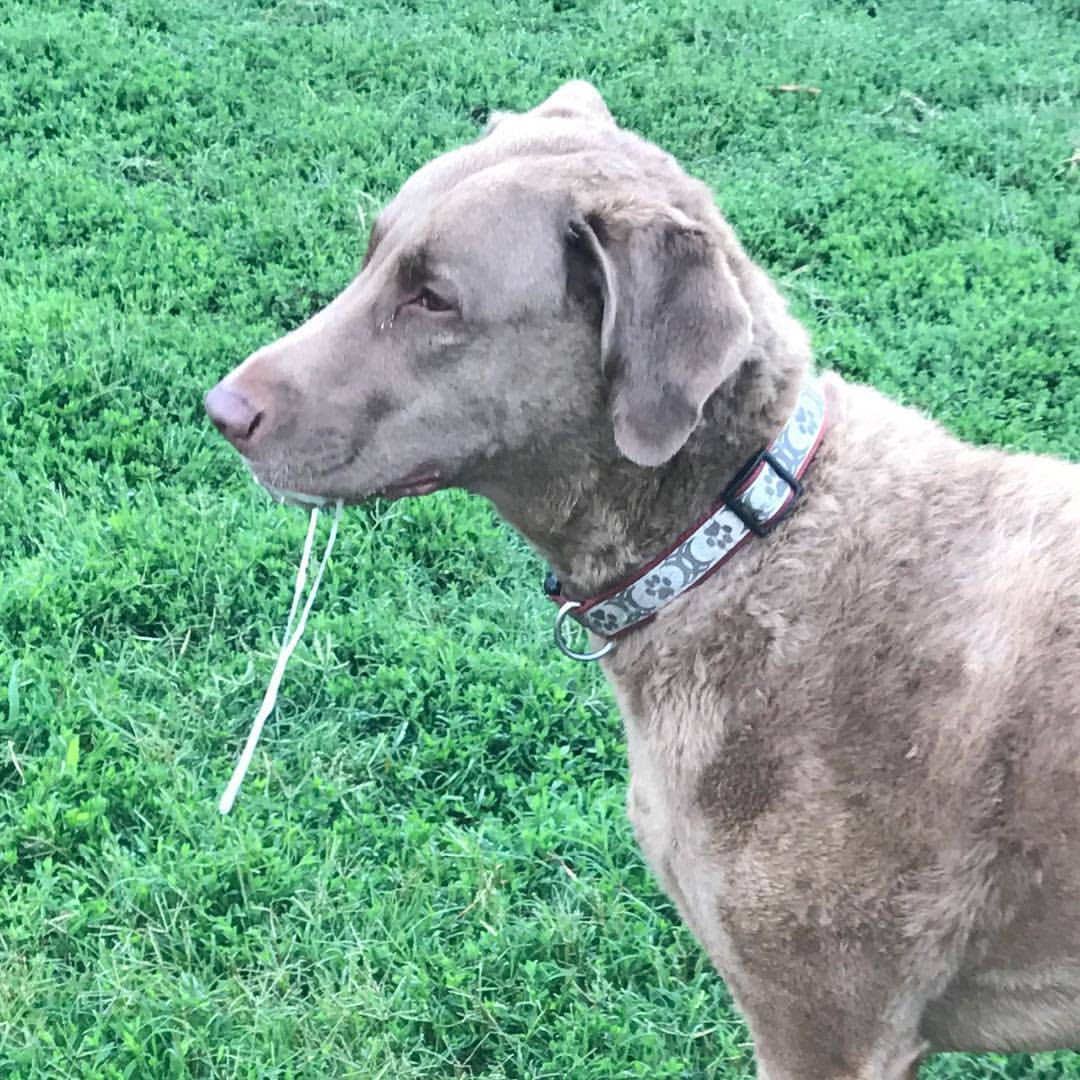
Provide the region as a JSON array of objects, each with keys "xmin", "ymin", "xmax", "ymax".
[{"xmin": 204, "ymin": 82, "xmax": 1080, "ymax": 1077}]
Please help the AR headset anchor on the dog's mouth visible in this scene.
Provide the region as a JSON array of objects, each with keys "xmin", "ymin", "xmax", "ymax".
[
  {"xmin": 261, "ymin": 466, "xmax": 445, "ymax": 507},
  {"xmin": 375, "ymin": 469, "xmax": 445, "ymax": 500}
]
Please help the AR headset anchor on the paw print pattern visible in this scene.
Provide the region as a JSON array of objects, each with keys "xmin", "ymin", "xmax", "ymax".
[
  {"xmin": 704, "ymin": 519, "xmax": 737, "ymax": 548},
  {"xmin": 798, "ymin": 407, "xmax": 818, "ymax": 438},
  {"xmin": 758, "ymin": 466, "xmax": 789, "ymax": 505},
  {"xmin": 644, "ymin": 572, "xmax": 676, "ymax": 601},
  {"xmin": 687, "ymin": 510, "xmax": 745, "ymax": 564},
  {"xmin": 630, "ymin": 565, "xmax": 689, "ymax": 611},
  {"xmin": 585, "ymin": 604, "xmax": 631, "ymax": 636},
  {"xmin": 776, "ymin": 381, "xmax": 824, "ymax": 457}
]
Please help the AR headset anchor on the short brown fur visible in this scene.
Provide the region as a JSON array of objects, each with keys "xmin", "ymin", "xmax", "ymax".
[{"xmin": 205, "ymin": 83, "xmax": 1080, "ymax": 1078}]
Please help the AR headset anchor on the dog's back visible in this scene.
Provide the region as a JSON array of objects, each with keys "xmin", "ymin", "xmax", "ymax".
[{"xmin": 615, "ymin": 374, "xmax": 1080, "ymax": 1067}]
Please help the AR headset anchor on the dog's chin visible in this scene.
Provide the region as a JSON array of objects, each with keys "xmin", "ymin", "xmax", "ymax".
[{"xmin": 256, "ymin": 466, "xmax": 446, "ymax": 508}]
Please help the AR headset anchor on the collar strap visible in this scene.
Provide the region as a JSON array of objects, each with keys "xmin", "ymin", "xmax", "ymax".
[{"xmin": 544, "ymin": 378, "xmax": 827, "ymax": 655}]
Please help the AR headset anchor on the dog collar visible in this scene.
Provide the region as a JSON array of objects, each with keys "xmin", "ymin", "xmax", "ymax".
[{"xmin": 544, "ymin": 378, "xmax": 828, "ymax": 661}]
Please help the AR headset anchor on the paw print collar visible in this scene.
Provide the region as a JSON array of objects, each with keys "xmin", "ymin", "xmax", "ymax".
[{"xmin": 544, "ymin": 378, "xmax": 828, "ymax": 661}]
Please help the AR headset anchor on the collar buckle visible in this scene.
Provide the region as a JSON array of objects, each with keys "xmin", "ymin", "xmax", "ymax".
[{"xmin": 723, "ymin": 448, "xmax": 805, "ymax": 537}]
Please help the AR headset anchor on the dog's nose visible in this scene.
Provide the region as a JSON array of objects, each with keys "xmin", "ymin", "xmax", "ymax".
[{"xmin": 204, "ymin": 382, "xmax": 265, "ymax": 447}]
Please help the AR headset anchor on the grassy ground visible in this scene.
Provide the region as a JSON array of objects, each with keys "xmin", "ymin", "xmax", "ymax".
[{"xmin": 1, "ymin": 0, "xmax": 1078, "ymax": 1076}]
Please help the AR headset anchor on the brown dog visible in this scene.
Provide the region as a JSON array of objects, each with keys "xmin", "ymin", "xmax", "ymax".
[{"xmin": 205, "ymin": 83, "xmax": 1080, "ymax": 1078}]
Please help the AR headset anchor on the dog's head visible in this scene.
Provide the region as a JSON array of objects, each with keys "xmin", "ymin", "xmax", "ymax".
[{"xmin": 205, "ymin": 82, "xmax": 768, "ymax": 506}]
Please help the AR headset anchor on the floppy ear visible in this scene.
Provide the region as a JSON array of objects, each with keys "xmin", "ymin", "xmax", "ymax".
[{"xmin": 569, "ymin": 202, "xmax": 753, "ymax": 466}]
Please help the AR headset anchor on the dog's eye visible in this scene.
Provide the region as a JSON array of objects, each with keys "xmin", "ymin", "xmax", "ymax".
[{"xmin": 411, "ymin": 288, "xmax": 454, "ymax": 313}]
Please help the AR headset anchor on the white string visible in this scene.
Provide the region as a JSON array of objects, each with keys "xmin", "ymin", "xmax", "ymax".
[
  {"xmin": 218, "ymin": 500, "xmax": 343, "ymax": 814},
  {"xmin": 284, "ymin": 507, "xmax": 321, "ymax": 640}
]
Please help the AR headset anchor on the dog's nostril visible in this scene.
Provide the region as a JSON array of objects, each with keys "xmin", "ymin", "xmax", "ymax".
[
  {"xmin": 204, "ymin": 383, "xmax": 265, "ymax": 447},
  {"xmin": 244, "ymin": 409, "xmax": 264, "ymax": 440}
]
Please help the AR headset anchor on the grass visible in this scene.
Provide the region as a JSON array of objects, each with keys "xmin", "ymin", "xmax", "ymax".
[{"xmin": 1, "ymin": 0, "xmax": 1078, "ymax": 1075}]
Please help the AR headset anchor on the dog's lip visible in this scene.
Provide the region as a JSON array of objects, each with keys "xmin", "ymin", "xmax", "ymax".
[
  {"xmin": 258, "ymin": 467, "xmax": 445, "ymax": 506},
  {"xmin": 374, "ymin": 468, "xmax": 444, "ymax": 500}
]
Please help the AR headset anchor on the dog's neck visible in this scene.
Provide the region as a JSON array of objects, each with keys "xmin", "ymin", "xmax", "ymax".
[{"xmin": 477, "ymin": 352, "xmax": 808, "ymax": 600}]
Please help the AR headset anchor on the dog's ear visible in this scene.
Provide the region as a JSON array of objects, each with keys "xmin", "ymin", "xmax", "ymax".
[
  {"xmin": 487, "ymin": 83, "xmax": 613, "ymax": 139},
  {"xmin": 531, "ymin": 81, "xmax": 615, "ymax": 127},
  {"xmin": 568, "ymin": 202, "xmax": 753, "ymax": 467},
  {"xmin": 482, "ymin": 109, "xmax": 513, "ymax": 136}
]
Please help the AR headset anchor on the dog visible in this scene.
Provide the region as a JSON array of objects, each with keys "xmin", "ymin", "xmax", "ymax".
[{"xmin": 205, "ymin": 82, "xmax": 1080, "ymax": 1078}]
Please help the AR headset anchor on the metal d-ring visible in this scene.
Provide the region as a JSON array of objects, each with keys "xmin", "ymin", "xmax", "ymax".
[{"xmin": 553, "ymin": 600, "xmax": 617, "ymax": 662}]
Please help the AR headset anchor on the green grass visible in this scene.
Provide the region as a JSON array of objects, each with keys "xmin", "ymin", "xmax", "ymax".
[{"xmin": 1, "ymin": 0, "xmax": 1077, "ymax": 1075}]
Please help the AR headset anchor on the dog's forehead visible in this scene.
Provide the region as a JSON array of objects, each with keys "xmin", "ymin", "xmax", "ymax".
[
  {"xmin": 429, "ymin": 160, "xmax": 574, "ymax": 247},
  {"xmin": 378, "ymin": 116, "xmax": 621, "ymax": 242}
]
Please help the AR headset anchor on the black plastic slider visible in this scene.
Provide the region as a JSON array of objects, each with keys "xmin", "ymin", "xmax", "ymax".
[{"xmin": 722, "ymin": 449, "xmax": 804, "ymax": 537}]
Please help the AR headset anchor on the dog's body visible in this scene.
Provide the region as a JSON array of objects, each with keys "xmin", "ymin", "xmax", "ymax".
[
  {"xmin": 617, "ymin": 378, "xmax": 1080, "ymax": 1076},
  {"xmin": 206, "ymin": 83, "xmax": 1080, "ymax": 1077}
]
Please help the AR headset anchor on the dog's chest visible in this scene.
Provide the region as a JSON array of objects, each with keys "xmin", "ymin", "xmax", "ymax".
[
  {"xmin": 619, "ymin": 700, "xmax": 762, "ymax": 976},
  {"xmin": 612, "ymin": 664, "xmax": 741, "ymax": 889}
]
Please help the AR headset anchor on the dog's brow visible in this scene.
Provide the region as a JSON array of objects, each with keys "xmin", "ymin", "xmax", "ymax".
[{"xmin": 399, "ymin": 247, "xmax": 433, "ymax": 286}]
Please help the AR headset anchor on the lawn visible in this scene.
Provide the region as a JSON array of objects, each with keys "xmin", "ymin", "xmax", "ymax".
[{"xmin": 1, "ymin": 0, "xmax": 1078, "ymax": 1076}]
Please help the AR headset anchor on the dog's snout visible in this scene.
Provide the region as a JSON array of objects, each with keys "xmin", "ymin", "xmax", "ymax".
[{"xmin": 204, "ymin": 382, "xmax": 265, "ymax": 448}]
